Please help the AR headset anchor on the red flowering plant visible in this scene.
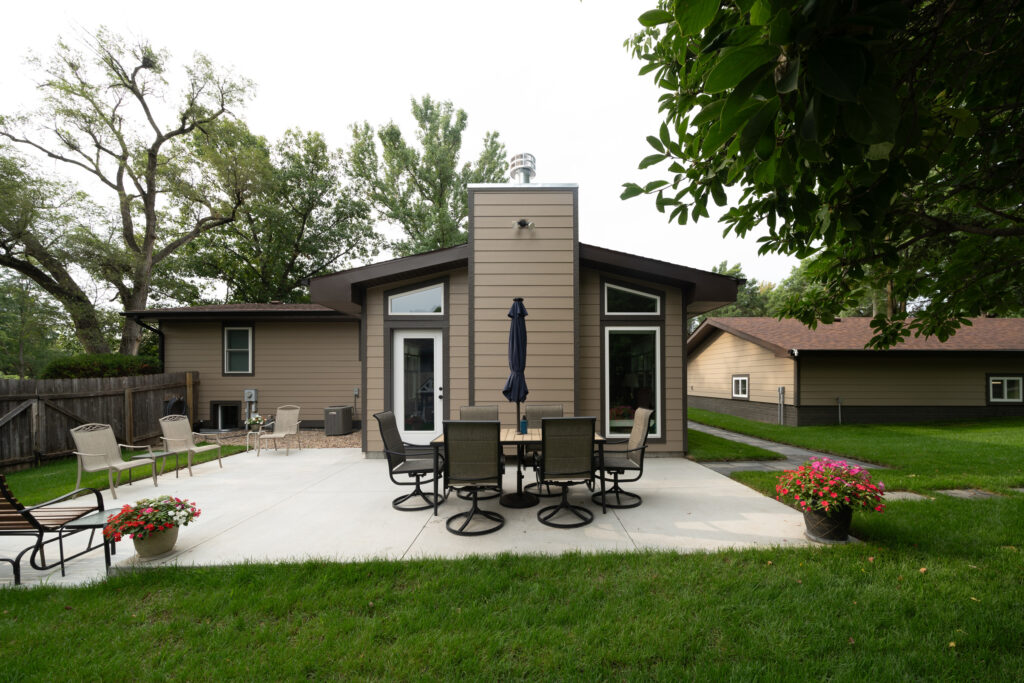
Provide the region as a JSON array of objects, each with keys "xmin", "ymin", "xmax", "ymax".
[
  {"xmin": 103, "ymin": 495, "xmax": 201, "ymax": 541},
  {"xmin": 775, "ymin": 457, "xmax": 885, "ymax": 515}
]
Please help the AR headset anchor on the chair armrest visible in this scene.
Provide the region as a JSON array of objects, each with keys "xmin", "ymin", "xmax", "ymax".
[
  {"xmin": 119, "ymin": 443, "xmax": 152, "ymax": 455},
  {"xmin": 25, "ymin": 486, "xmax": 104, "ymax": 513},
  {"xmin": 74, "ymin": 450, "xmax": 109, "ymax": 469}
]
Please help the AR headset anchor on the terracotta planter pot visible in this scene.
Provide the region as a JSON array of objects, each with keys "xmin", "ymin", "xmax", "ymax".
[
  {"xmin": 803, "ymin": 507, "xmax": 853, "ymax": 543},
  {"xmin": 132, "ymin": 526, "xmax": 179, "ymax": 558}
]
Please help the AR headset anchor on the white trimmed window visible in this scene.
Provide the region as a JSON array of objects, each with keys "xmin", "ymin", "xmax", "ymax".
[
  {"xmin": 604, "ymin": 283, "xmax": 660, "ymax": 315},
  {"xmin": 989, "ymin": 376, "xmax": 1023, "ymax": 403},
  {"xmin": 604, "ymin": 327, "xmax": 660, "ymax": 438},
  {"xmin": 224, "ymin": 327, "xmax": 253, "ymax": 374},
  {"xmin": 732, "ymin": 375, "xmax": 749, "ymax": 399},
  {"xmin": 389, "ymin": 283, "xmax": 444, "ymax": 315}
]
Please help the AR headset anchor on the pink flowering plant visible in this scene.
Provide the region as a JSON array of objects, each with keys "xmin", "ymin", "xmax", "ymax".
[
  {"xmin": 775, "ymin": 457, "xmax": 885, "ymax": 515},
  {"xmin": 103, "ymin": 495, "xmax": 201, "ymax": 542}
]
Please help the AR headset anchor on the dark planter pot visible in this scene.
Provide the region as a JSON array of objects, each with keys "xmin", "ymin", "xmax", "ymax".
[{"xmin": 803, "ymin": 507, "xmax": 853, "ymax": 543}]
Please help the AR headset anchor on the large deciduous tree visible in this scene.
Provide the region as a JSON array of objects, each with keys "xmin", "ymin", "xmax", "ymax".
[
  {"xmin": 624, "ymin": 1, "xmax": 1024, "ymax": 347},
  {"xmin": 183, "ymin": 129, "xmax": 383, "ymax": 302},
  {"xmin": 345, "ymin": 95, "xmax": 508, "ymax": 257},
  {"xmin": 0, "ymin": 28, "xmax": 256, "ymax": 354}
]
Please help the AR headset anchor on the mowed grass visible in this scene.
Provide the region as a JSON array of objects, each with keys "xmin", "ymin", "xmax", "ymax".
[
  {"xmin": 6, "ymin": 443, "xmax": 248, "ymax": 506},
  {"xmin": 3, "ymin": 416, "xmax": 1023, "ymax": 677},
  {"xmin": 686, "ymin": 428, "xmax": 784, "ymax": 461},
  {"xmin": 689, "ymin": 409, "xmax": 1024, "ymax": 492}
]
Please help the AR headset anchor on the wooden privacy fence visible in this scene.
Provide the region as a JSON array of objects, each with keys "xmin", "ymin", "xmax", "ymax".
[{"xmin": 0, "ymin": 372, "xmax": 199, "ymax": 472}]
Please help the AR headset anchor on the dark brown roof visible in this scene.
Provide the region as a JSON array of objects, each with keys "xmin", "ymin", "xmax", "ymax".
[
  {"xmin": 125, "ymin": 303, "xmax": 355, "ymax": 322},
  {"xmin": 308, "ymin": 242, "xmax": 740, "ymax": 315},
  {"xmin": 689, "ymin": 317, "xmax": 1024, "ymax": 356}
]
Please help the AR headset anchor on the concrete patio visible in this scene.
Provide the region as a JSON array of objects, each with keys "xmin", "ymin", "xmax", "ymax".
[{"xmin": 2, "ymin": 448, "xmax": 811, "ymax": 588}]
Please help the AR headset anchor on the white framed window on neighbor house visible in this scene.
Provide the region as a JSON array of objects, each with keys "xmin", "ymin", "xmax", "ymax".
[
  {"xmin": 223, "ymin": 326, "xmax": 253, "ymax": 375},
  {"xmin": 388, "ymin": 283, "xmax": 444, "ymax": 315},
  {"xmin": 988, "ymin": 375, "xmax": 1022, "ymax": 403},
  {"xmin": 732, "ymin": 375, "xmax": 749, "ymax": 399}
]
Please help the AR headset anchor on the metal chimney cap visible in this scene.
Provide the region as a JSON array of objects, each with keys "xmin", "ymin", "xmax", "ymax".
[{"xmin": 509, "ymin": 152, "xmax": 536, "ymax": 183}]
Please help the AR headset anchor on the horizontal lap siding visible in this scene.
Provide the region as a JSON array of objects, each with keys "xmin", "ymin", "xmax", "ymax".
[
  {"xmin": 163, "ymin": 321, "xmax": 360, "ymax": 424},
  {"xmin": 471, "ymin": 189, "xmax": 576, "ymax": 424},
  {"xmin": 800, "ymin": 354, "xmax": 1024, "ymax": 406},
  {"xmin": 688, "ymin": 331, "xmax": 795, "ymax": 404}
]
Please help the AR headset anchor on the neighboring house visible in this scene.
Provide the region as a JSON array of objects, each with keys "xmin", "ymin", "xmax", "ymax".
[
  {"xmin": 125, "ymin": 303, "xmax": 360, "ymax": 430},
  {"xmin": 687, "ymin": 317, "xmax": 1024, "ymax": 426},
  {"xmin": 129, "ymin": 181, "xmax": 741, "ymax": 454}
]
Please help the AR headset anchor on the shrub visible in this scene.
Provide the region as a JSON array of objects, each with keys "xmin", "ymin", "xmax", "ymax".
[{"xmin": 40, "ymin": 353, "xmax": 162, "ymax": 379}]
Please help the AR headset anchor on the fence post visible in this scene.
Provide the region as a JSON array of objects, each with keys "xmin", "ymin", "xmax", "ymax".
[
  {"xmin": 186, "ymin": 372, "xmax": 195, "ymax": 424},
  {"xmin": 30, "ymin": 398, "xmax": 40, "ymax": 467},
  {"xmin": 124, "ymin": 388, "xmax": 135, "ymax": 445}
]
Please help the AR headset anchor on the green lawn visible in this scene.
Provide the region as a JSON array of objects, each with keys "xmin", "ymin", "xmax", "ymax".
[
  {"xmin": 686, "ymin": 428, "xmax": 784, "ymax": 461},
  {"xmin": 690, "ymin": 408, "xmax": 1024, "ymax": 492},
  {"xmin": 2, "ymin": 417, "xmax": 1023, "ymax": 678}
]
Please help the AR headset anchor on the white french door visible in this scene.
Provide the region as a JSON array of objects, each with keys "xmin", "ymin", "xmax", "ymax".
[{"xmin": 393, "ymin": 330, "xmax": 443, "ymax": 445}]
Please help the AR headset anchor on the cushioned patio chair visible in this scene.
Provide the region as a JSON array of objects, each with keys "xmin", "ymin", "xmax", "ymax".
[
  {"xmin": 257, "ymin": 405, "xmax": 302, "ymax": 456},
  {"xmin": 1, "ymin": 474, "xmax": 105, "ymax": 585},
  {"xmin": 535, "ymin": 416, "xmax": 597, "ymax": 528},
  {"xmin": 442, "ymin": 420, "xmax": 504, "ymax": 536},
  {"xmin": 70, "ymin": 423, "xmax": 157, "ymax": 500},
  {"xmin": 158, "ymin": 414, "xmax": 223, "ymax": 476},
  {"xmin": 374, "ymin": 410, "xmax": 443, "ymax": 511},
  {"xmin": 592, "ymin": 407, "xmax": 653, "ymax": 509}
]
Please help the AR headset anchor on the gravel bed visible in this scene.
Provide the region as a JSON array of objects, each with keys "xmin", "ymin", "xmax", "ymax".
[{"xmin": 214, "ymin": 429, "xmax": 363, "ymax": 450}]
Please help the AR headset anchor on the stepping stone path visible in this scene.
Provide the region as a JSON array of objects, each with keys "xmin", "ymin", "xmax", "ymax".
[
  {"xmin": 885, "ymin": 491, "xmax": 930, "ymax": 501},
  {"xmin": 936, "ymin": 489, "xmax": 998, "ymax": 500}
]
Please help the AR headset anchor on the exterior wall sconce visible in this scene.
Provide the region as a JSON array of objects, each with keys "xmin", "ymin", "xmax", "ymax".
[{"xmin": 516, "ymin": 218, "xmax": 535, "ymax": 230}]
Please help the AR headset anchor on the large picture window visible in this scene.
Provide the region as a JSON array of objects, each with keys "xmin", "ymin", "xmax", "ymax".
[
  {"xmin": 989, "ymin": 375, "xmax": 1023, "ymax": 403},
  {"xmin": 389, "ymin": 283, "xmax": 444, "ymax": 315},
  {"xmin": 604, "ymin": 327, "xmax": 660, "ymax": 438},
  {"xmin": 224, "ymin": 327, "xmax": 253, "ymax": 374}
]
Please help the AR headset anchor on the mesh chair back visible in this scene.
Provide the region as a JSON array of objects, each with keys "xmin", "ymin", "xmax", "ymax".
[
  {"xmin": 443, "ymin": 420, "xmax": 501, "ymax": 486},
  {"xmin": 540, "ymin": 417, "xmax": 595, "ymax": 479},
  {"xmin": 459, "ymin": 405, "xmax": 499, "ymax": 421},
  {"xmin": 69, "ymin": 423, "xmax": 119, "ymax": 465},
  {"xmin": 374, "ymin": 411, "xmax": 406, "ymax": 459},
  {"xmin": 627, "ymin": 407, "xmax": 654, "ymax": 465},
  {"xmin": 526, "ymin": 404, "xmax": 563, "ymax": 429},
  {"xmin": 272, "ymin": 405, "xmax": 301, "ymax": 436},
  {"xmin": 159, "ymin": 414, "xmax": 195, "ymax": 452}
]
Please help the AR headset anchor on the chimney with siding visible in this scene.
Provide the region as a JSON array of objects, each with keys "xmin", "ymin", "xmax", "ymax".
[{"xmin": 467, "ymin": 155, "xmax": 578, "ymax": 421}]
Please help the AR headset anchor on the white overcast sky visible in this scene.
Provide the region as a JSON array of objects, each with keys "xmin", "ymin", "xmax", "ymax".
[{"xmin": 2, "ymin": 0, "xmax": 798, "ymax": 285}]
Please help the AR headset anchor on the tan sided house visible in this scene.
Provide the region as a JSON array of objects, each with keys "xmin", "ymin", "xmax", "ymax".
[
  {"xmin": 129, "ymin": 180, "xmax": 740, "ymax": 454},
  {"xmin": 687, "ymin": 317, "xmax": 1024, "ymax": 426}
]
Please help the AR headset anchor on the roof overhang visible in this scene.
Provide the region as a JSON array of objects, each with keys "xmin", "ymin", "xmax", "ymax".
[
  {"xmin": 310, "ymin": 244, "xmax": 469, "ymax": 315},
  {"xmin": 579, "ymin": 243, "xmax": 741, "ymax": 314},
  {"xmin": 124, "ymin": 308, "xmax": 357, "ymax": 323}
]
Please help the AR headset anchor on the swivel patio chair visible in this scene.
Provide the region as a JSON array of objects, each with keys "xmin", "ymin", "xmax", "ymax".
[
  {"xmin": 442, "ymin": 420, "xmax": 504, "ymax": 536},
  {"xmin": 70, "ymin": 423, "xmax": 157, "ymax": 500},
  {"xmin": 457, "ymin": 405, "xmax": 500, "ymax": 500},
  {"xmin": 158, "ymin": 414, "xmax": 223, "ymax": 476},
  {"xmin": 1, "ymin": 474, "xmax": 105, "ymax": 585},
  {"xmin": 257, "ymin": 405, "xmax": 302, "ymax": 456},
  {"xmin": 535, "ymin": 417, "xmax": 597, "ymax": 528},
  {"xmin": 524, "ymin": 404, "xmax": 563, "ymax": 497},
  {"xmin": 374, "ymin": 410, "xmax": 443, "ymax": 511},
  {"xmin": 592, "ymin": 407, "xmax": 653, "ymax": 509}
]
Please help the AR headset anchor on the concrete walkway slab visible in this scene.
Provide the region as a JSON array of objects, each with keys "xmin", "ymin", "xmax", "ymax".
[{"xmin": 2, "ymin": 448, "xmax": 810, "ymax": 588}]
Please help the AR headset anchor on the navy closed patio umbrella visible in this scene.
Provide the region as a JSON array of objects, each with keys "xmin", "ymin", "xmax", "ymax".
[{"xmin": 502, "ymin": 297, "xmax": 529, "ymax": 422}]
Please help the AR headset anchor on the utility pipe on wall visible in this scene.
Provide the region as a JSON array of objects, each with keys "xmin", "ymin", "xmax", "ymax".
[
  {"xmin": 836, "ymin": 397, "xmax": 843, "ymax": 425},
  {"xmin": 778, "ymin": 386, "xmax": 785, "ymax": 425}
]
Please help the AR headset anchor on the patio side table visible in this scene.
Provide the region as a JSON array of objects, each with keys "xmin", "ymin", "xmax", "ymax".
[{"xmin": 62, "ymin": 508, "xmax": 118, "ymax": 576}]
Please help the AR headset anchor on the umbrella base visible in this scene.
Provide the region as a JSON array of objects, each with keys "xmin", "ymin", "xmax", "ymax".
[{"xmin": 500, "ymin": 491, "xmax": 539, "ymax": 508}]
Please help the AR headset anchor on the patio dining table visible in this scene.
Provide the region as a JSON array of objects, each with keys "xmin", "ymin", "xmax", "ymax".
[{"xmin": 430, "ymin": 427, "xmax": 606, "ymax": 516}]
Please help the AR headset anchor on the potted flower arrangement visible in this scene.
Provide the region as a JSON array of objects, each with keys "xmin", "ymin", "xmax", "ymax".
[
  {"xmin": 103, "ymin": 495, "xmax": 201, "ymax": 558},
  {"xmin": 775, "ymin": 457, "xmax": 885, "ymax": 542},
  {"xmin": 246, "ymin": 414, "xmax": 266, "ymax": 431}
]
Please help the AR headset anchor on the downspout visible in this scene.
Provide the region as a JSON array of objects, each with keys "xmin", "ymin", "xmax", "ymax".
[{"xmin": 128, "ymin": 315, "xmax": 165, "ymax": 368}]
